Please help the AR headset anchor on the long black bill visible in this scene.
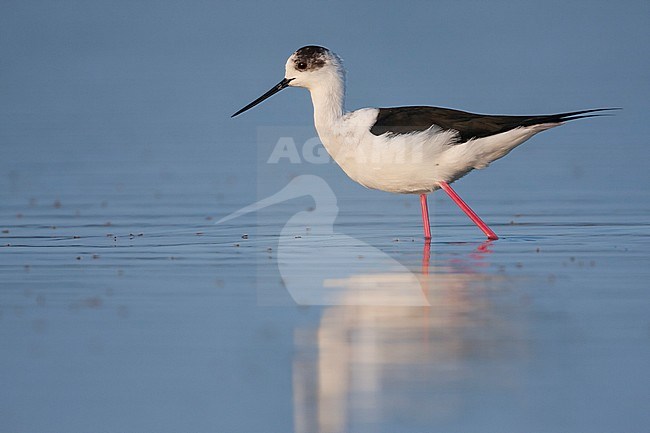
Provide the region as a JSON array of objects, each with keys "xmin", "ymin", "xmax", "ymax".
[{"xmin": 231, "ymin": 78, "xmax": 294, "ymax": 117}]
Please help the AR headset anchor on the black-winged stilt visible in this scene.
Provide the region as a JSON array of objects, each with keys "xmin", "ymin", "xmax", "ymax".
[{"xmin": 232, "ymin": 45, "xmax": 615, "ymax": 241}]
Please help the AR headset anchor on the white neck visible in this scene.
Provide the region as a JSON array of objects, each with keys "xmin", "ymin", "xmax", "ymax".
[{"xmin": 309, "ymin": 73, "xmax": 346, "ymax": 137}]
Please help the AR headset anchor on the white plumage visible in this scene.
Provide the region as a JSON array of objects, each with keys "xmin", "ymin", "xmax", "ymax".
[{"xmin": 232, "ymin": 45, "xmax": 613, "ymax": 240}]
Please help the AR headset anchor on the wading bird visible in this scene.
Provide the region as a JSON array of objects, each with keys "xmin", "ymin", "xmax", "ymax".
[{"xmin": 232, "ymin": 45, "xmax": 614, "ymax": 240}]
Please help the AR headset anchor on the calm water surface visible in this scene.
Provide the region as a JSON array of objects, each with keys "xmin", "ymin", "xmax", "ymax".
[
  {"xmin": 1, "ymin": 142, "xmax": 649, "ymax": 433},
  {"xmin": 3, "ymin": 1, "xmax": 650, "ymax": 431}
]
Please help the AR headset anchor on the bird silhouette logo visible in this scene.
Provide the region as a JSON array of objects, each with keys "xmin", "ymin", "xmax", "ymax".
[{"xmin": 217, "ymin": 175, "xmax": 430, "ymax": 306}]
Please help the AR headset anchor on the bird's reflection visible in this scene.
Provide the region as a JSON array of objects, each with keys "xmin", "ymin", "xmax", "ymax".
[
  {"xmin": 218, "ymin": 176, "xmax": 527, "ymax": 430},
  {"xmin": 292, "ymin": 240, "xmax": 528, "ymax": 433}
]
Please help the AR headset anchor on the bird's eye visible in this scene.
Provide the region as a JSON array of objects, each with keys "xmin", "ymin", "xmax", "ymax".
[{"xmin": 297, "ymin": 62, "xmax": 307, "ymax": 70}]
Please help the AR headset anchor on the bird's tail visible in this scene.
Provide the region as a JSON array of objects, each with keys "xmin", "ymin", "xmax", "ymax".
[{"xmin": 522, "ymin": 107, "xmax": 620, "ymax": 126}]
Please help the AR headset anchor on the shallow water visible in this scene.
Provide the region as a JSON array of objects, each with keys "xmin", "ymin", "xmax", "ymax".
[
  {"xmin": 2, "ymin": 2, "xmax": 650, "ymax": 429},
  {"xmin": 2, "ymin": 139, "xmax": 649, "ymax": 432}
]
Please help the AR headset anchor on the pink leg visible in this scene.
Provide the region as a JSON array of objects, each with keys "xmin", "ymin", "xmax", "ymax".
[
  {"xmin": 422, "ymin": 238, "xmax": 431, "ymax": 274},
  {"xmin": 438, "ymin": 181, "xmax": 499, "ymax": 240},
  {"xmin": 420, "ymin": 193, "xmax": 431, "ymax": 240}
]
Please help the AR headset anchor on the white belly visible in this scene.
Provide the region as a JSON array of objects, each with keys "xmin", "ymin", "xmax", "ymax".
[{"xmin": 319, "ymin": 123, "xmax": 556, "ymax": 194}]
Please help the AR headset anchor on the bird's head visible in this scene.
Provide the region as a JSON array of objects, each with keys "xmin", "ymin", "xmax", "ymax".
[
  {"xmin": 232, "ymin": 45, "xmax": 344, "ymax": 117},
  {"xmin": 284, "ymin": 45, "xmax": 344, "ymax": 89}
]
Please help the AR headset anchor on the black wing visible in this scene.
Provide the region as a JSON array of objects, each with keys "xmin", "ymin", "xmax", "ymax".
[{"xmin": 369, "ymin": 107, "xmax": 615, "ymax": 143}]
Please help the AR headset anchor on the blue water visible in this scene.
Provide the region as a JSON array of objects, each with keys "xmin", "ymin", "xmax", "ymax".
[
  {"xmin": 2, "ymin": 136, "xmax": 649, "ymax": 433},
  {"xmin": 2, "ymin": 1, "xmax": 650, "ymax": 432}
]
